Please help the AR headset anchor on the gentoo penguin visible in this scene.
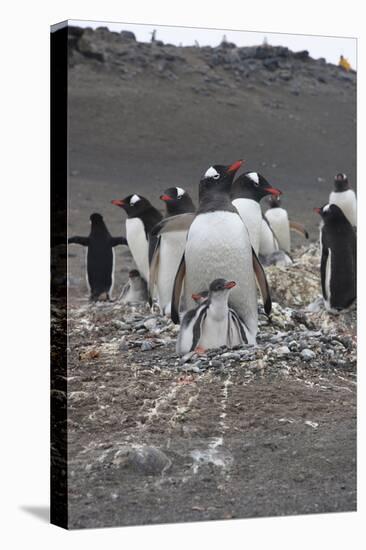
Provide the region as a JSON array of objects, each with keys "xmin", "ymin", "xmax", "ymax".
[
  {"xmin": 150, "ymin": 187, "xmax": 195, "ymax": 315},
  {"xmin": 329, "ymin": 173, "xmax": 357, "ymax": 227},
  {"xmin": 154, "ymin": 161, "xmax": 271, "ymax": 344},
  {"xmin": 231, "ymin": 171, "xmax": 282, "ymax": 254},
  {"xmin": 176, "ymin": 279, "xmax": 249, "ymax": 355},
  {"xmin": 68, "ymin": 213, "xmax": 127, "ymax": 301},
  {"xmin": 111, "ymin": 194, "xmax": 162, "ymax": 282},
  {"xmin": 120, "ymin": 269, "xmax": 148, "ymax": 304},
  {"xmin": 315, "ymin": 203, "xmax": 356, "ymax": 312},
  {"xmin": 264, "ymin": 195, "xmax": 309, "ymax": 254}
]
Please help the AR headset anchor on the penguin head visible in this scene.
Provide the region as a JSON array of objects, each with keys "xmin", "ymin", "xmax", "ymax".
[
  {"xmin": 314, "ymin": 203, "xmax": 347, "ymax": 223},
  {"xmin": 199, "ymin": 160, "xmax": 244, "ymax": 197},
  {"xmin": 231, "ymin": 171, "xmax": 282, "ymax": 202},
  {"xmin": 267, "ymin": 194, "xmax": 282, "ymax": 208},
  {"xmin": 208, "ymin": 278, "xmax": 236, "ymax": 298},
  {"xmin": 192, "ymin": 290, "xmax": 209, "ymax": 304},
  {"xmin": 334, "ymin": 173, "xmax": 349, "ymax": 192},
  {"xmin": 111, "ymin": 194, "xmax": 153, "ymax": 218},
  {"xmin": 160, "ymin": 187, "xmax": 195, "ymax": 215},
  {"xmin": 90, "ymin": 212, "xmax": 104, "ymax": 224}
]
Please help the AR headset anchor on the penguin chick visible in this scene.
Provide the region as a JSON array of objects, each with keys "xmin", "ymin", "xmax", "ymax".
[
  {"xmin": 176, "ymin": 278, "xmax": 249, "ymax": 355},
  {"xmin": 120, "ymin": 269, "xmax": 148, "ymax": 304}
]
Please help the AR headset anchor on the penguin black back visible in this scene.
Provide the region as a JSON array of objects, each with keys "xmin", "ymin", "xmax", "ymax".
[
  {"xmin": 316, "ymin": 204, "xmax": 356, "ymax": 311},
  {"xmin": 68, "ymin": 212, "xmax": 127, "ymax": 300}
]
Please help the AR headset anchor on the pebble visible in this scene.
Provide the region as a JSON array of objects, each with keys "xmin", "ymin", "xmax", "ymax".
[
  {"xmin": 112, "ymin": 445, "xmax": 171, "ymax": 475},
  {"xmin": 141, "ymin": 341, "xmax": 153, "ymax": 352},
  {"xmin": 274, "ymin": 346, "xmax": 291, "ymax": 356},
  {"xmin": 301, "ymin": 349, "xmax": 316, "ymax": 361}
]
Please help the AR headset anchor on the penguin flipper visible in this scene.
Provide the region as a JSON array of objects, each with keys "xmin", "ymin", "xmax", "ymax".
[
  {"xmin": 251, "ymin": 247, "xmax": 272, "ymax": 316},
  {"xmin": 262, "ymin": 215, "xmax": 280, "ymax": 249},
  {"xmin": 171, "ymin": 254, "xmax": 186, "ymax": 325},
  {"xmin": 68, "ymin": 236, "xmax": 89, "ymax": 246},
  {"xmin": 289, "ymin": 221, "xmax": 309, "ymax": 239},
  {"xmin": 151, "ymin": 213, "xmax": 195, "ymax": 236},
  {"xmin": 320, "ymin": 246, "xmax": 329, "ymax": 300},
  {"xmin": 148, "ymin": 236, "xmax": 161, "ymax": 306},
  {"xmin": 110, "ymin": 237, "xmax": 128, "ymax": 247}
]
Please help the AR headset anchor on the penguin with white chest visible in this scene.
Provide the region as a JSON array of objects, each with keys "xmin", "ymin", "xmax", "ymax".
[
  {"xmin": 68, "ymin": 213, "xmax": 127, "ymax": 301},
  {"xmin": 176, "ymin": 278, "xmax": 249, "ymax": 355},
  {"xmin": 264, "ymin": 195, "xmax": 309, "ymax": 255},
  {"xmin": 315, "ymin": 203, "xmax": 356, "ymax": 312},
  {"xmin": 150, "ymin": 187, "xmax": 195, "ymax": 315},
  {"xmin": 111, "ymin": 194, "xmax": 162, "ymax": 283},
  {"xmin": 329, "ymin": 173, "xmax": 357, "ymax": 228},
  {"xmin": 231, "ymin": 171, "xmax": 282, "ymax": 255},
  {"xmin": 120, "ymin": 269, "xmax": 148, "ymax": 304},
  {"xmin": 154, "ymin": 160, "xmax": 271, "ymax": 344}
]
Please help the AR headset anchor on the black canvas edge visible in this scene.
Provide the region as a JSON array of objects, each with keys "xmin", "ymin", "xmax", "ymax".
[{"xmin": 50, "ymin": 23, "xmax": 68, "ymax": 529}]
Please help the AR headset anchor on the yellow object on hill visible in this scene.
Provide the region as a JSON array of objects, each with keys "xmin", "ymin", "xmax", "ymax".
[{"xmin": 339, "ymin": 55, "xmax": 351, "ymax": 72}]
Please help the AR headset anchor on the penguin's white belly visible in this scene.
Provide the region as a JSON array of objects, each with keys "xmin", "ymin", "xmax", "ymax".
[
  {"xmin": 126, "ymin": 218, "xmax": 149, "ymax": 281},
  {"xmin": 232, "ymin": 198, "xmax": 262, "ymax": 254},
  {"xmin": 157, "ymin": 230, "xmax": 187, "ymax": 314},
  {"xmin": 324, "ymin": 248, "xmax": 332, "ymax": 309},
  {"xmin": 265, "ymin": 208, "xmax": 291, "ymax": 253},
  {"xmin": 259, "ymin": 219, "xmax": 279, "ymax": 255},
  {"xmin": 199, "ymin": 312, "xmax": 228, "ymax": 350},
  {"xmin": 329, "ymin": 190, "xmax": 357, "ymax": 227},
  {"xmin": 184, "ymin": 211, "xmax": 257, "ymax": 340}
]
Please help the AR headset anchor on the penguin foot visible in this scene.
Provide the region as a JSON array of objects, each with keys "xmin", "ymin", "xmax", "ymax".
[{"xmin": 194, "ymin": 346, "xmax": 206, "ymax": 355}]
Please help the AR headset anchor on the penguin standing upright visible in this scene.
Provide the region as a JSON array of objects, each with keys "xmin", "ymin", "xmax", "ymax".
[
  {"xmin": 68, "ymin": 213, "xmax": 127, "ymax": 301},
  {"xmin": 315, "ymin": 203, "xmax": 356, "ymax": 312},
  {"xmin": 111, "ymin": 194, "xmax": 162, "ymax": 282},
  {"xmin": 264, "ymin": 195, "xmax": 291, "ymax": 253},
  {"xmin": 176, "ymin": 278, "xmax": 249, "ymax": 355},
  {"xmin": 264, "ymin": 195, "xmax": 309, "ymax": 254},
  {"xmin": 329, "ymin": 173, "xmax": 357, "ymax": 227},
  {"xmin": 150, "ymin": 187, "xmax": 195, "ymax": 315},
  {"xmin": 155, "ymin": 161, "xmax": 271, "ymax": 344},
  {"xmin": 231, "ymin": 171, "xmax": 282, "ymax": 254}
]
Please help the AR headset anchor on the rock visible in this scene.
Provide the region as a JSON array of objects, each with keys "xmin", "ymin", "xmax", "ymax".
[
  {"xmin": 294, "ymin": 50, "xmax": 309, "ymax": 61},
  {"xmin": 141, "ymin": 341, "xmax": 153, "ymax": 351},
  {"xmin": 113, "ymin": 445, "xmax": 171, "ymax": 475},
  {"xmin": 274, "ymin": 346, "xmax": 291, "ymax": 356},
  {"xmin": 120, "ymin": 30, "xmax": 136, "ymax": 42},
  {"xmin": 301, "ymin": 349, "xmax": 316, "ymax": 361}
]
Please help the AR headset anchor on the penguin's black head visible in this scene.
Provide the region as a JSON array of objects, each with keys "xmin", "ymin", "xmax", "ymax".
[
  {"xmin": 334, "ymin": 173, "xmax": 349, "ymax": 192},
  {"xmin": 199, "ymin": 160, "xmax": 244, "ymax": 198},
  {"xmin": 209, "ymin": 278, "xmax": 236, "ymax": 293},
  {"xmin": 267, "ymin": 194, "xmax": 282, "ymax": 208},
  {"xmin": 90, "ymin": 212, "xmax": 104, "ymax": 224},
  {"xmin": 160, "ymin": 186, "xmax": 195, "ymax": 216},
  {"xmin": 111, "ymin": 194, "xmax": 153, "ymax": 218},
  {"xmin": 314, "ymin": 203, "xmax": 348, "ymax": 223},
  {"xmin": 231, "ymin": 171, "xmax": 282, "ymax": 203}
]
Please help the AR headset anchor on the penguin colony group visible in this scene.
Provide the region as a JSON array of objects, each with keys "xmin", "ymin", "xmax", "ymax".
[{"xmin": 69, "ymin": 165, "xmax": 356, "ymax": 355}]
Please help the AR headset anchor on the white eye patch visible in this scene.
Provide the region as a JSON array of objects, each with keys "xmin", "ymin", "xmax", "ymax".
[
  {"xmin": 176, "ymin": 187, "xmax": 185, "ymax": 197},
  {"xmin": 204, "ymin": 166, "xmax": 220, "ymax": 179},
  {"xmin": 323, "ymin": 204, "xmax": 330, "ymax": 212},
  {"xmin": 247, "ymin": 172, "xmax": 259, "ymax": 184},
  {"xmin": 130, "ymin": 194, "xmax": 141, "ymax": 205}
]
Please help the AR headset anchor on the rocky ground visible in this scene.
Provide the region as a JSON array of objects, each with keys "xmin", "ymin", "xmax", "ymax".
[{"xmin": 66, "ymin": 244, "xmax": 356, "ymax": 529}]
